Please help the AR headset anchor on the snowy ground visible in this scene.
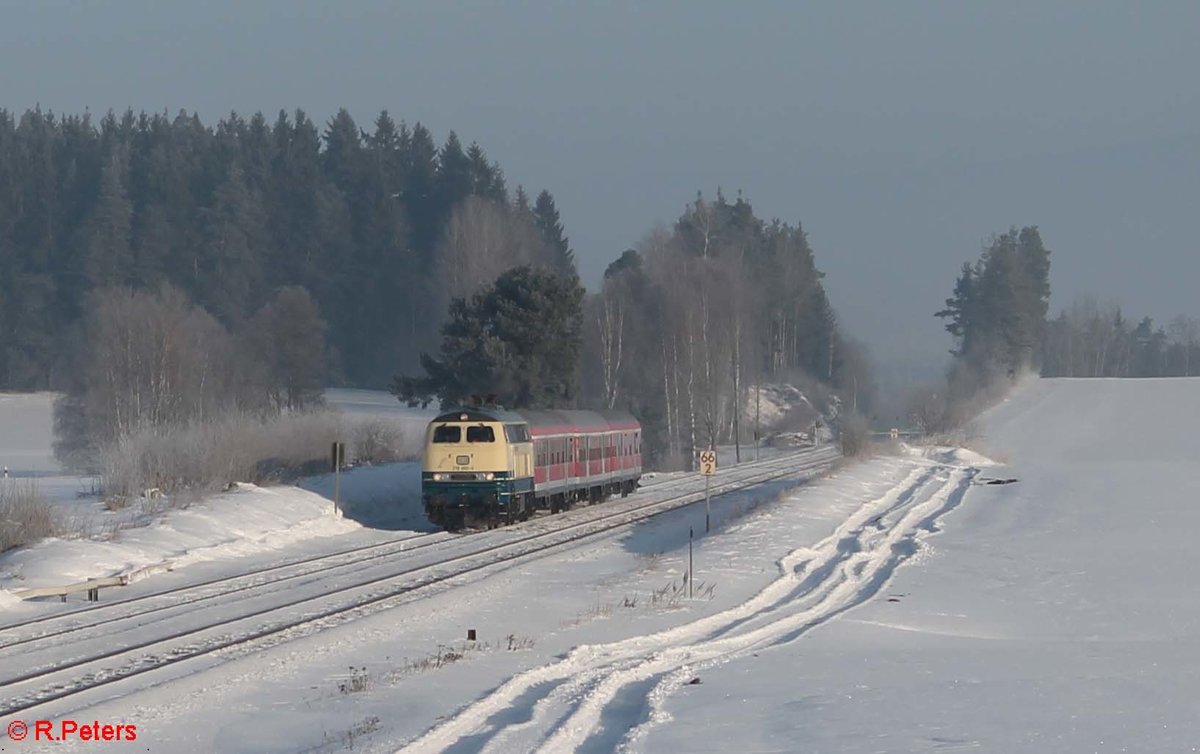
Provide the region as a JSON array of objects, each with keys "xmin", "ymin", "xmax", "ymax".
[
  {"xmin": 10, "ymin": 378, "xmax": 1194, "ymax": 753},
  {"xmin": 0, "ymin": 391, "xmax": 434, "ymax": 600},
  {"xmin": 0, "ymin": 393, "xmax": 102, "ymax": 518},
  {"xmin": 4, "ymin": 451, "xmax": 889, "ymax": 753},
  {"xmin": 641, "ymin": 378, "xmax": 1200, "ymax": 753}
]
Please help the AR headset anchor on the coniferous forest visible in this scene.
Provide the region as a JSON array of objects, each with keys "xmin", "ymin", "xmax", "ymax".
[
  {"xmin": 1, "ymin": 106, "xmax": 862, "ymax": 472},
  {"xmin": 0, "ymin": 106, "xmax": 573, "ymax": 390}
]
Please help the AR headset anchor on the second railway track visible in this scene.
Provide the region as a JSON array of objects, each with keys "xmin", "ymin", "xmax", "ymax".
[{"xmin": 0, "ymin": 446, "xmax": 839, "ymax": 719}]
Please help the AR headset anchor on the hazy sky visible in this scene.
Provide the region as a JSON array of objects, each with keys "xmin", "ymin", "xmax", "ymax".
[{"xmin": 3, "ymin": 1, "xmax": 1197, "ymax": 381}]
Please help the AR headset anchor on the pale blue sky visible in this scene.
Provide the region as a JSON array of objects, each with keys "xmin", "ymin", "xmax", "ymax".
[{"xmin": 2, "ymin": 1, "xmax": 1197, "ymax": 378}]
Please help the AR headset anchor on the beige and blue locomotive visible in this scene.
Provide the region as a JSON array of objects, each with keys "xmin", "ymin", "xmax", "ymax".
[{"xmin": 421, "ymin": 407, "xmax": 642, "ymax": 529}]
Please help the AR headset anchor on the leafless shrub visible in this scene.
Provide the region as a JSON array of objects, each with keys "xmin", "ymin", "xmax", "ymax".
[
  {"xmin": 100, "ymin": 410, "xmax": 343, "ymax": 504},
  {"xmin": 906, "ymin": 385, "xmax": 949, "ymax": 435},
  {"xmin": 241, "ymin": 286, "xmax": 329, "ymax": 412},
  {"xmin": 306, "ymin": 716, "xmax": 381, "ymax": 754},
  {"xmin": 651, "ymin": 576, "xmax": 714, "ymax": 608},
  {"xmin": 69, "ymin": 512, "xmax": 124, "ymax": 542},
  {"xmin": 506, "ymin": 634, "xmax": 535, "ymax": 651},
  {"xmin": 349, "ymin": 419, "xmax": 422, "ymax": 464},
  {"xmin": 839, "ymin": 412, "xmax": 872, "ymax": 458},
  {"xmin": 337, "ymin": 666, "xmax": 370, "ymax": 695},
  {"xmin": 54, "ymin": 285, "xmax": 331, "ymax": 485},
  {"xmin": 0, "ymin": 480, "xmax": 60, "ymax": 552}
]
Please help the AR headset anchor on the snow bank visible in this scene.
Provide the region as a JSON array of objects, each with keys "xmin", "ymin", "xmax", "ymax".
[{"xmin": 0, "ymin": 482, "xmax": 360, "ymax": 603}]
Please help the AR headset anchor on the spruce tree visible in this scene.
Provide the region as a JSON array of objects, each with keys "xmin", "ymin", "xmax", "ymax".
[
  {"xmin": 82, "ymin": 154, "xmax": 133, "ymax": 289},
  {"xmin": 392, "ymin": 265, "xmax": 585, "ymax": 408},
  {"xmin": 533, "ymin": 189, "xmax": 575, "ymax": 276},
  {"xmin": 197, "ymin": 164, "xmax": 265, "ymax": 321}
]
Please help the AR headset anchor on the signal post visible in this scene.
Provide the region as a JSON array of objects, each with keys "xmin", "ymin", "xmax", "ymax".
[{"xmin": 699, "ymin": 448, "xmax": 717, "ymax": 533}]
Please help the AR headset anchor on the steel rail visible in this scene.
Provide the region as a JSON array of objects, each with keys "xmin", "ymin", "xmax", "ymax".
[{"xmin": 0, "ymin": 446, "xmax": 839, "ymax": 719}]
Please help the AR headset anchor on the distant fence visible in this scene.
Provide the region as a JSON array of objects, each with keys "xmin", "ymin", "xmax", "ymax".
[{"xmin": 870, "ymin": 429, "xmax": 924, "ymax": 442}]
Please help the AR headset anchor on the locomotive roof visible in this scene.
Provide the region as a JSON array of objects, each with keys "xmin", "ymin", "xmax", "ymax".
[
  {"xmin": 431, "ymin": 406, "xmax": 525, "ymax": 424},
  {"xmin": 517, "ymin": 409, "xmax": 639, "ymax": 431},
  {"xmin": 431, "ymin": 406, "xmax": 639, "ymax": 431}
]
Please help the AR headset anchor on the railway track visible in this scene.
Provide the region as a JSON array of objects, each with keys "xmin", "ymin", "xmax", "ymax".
[
  {"xmin": 0, "ymin": 446, "xmax": 839, "ymax": 719},
  {"xmin": 0, "ymin": 529, "xmax": 455, "ymax": 650}
]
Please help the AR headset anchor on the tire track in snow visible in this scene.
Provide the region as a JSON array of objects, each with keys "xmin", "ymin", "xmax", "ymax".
[
  {"xmin": 397, "ymin": 461, "xmax": 975, "ymax": 754},
  {"xmin": 698, "ymin": 464, "xmax": 943, "ymax": 644},
  {"xmin": 616, "ymin": 466, "xmax": 975, "ymax": 753},
  {"xmin": 549, "ymin": 466, "xmax": 973, "ymax": 754}
]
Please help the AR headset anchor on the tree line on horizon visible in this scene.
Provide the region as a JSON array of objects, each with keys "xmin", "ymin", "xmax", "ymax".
[
  {"xmin": 1042, "ymin": 301, "xmax": 1199, "ymax": 378},
  {"xmin": 0, "ymin": 106, "xmax": 574, "ymax": 391},
  {"xmin": 2, "ymin": 106, "xmax": 862, "ymax": 473}
]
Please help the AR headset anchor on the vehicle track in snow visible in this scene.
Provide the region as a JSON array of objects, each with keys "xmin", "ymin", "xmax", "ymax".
[
  {"xmin": 0, "ymin": 446, "xmax": 839, "ymax": 720},
  {"xmin": 397, "ymin": 457, "xmax": 977, "ymax": 754}
]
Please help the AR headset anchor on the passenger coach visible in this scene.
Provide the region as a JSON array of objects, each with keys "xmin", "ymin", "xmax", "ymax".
[{"xmin": 421, "ymin": 407, "xmax": 642, "ymax": 529}]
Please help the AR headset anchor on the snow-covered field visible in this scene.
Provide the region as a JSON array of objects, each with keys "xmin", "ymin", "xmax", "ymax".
[
  {"xmin": 6, "ymin": 378, "xmax": 1197, "ymax": 753},
  {"xmin": 643, "ymin": 378, "xmax": 1200, "ymax": 753}
]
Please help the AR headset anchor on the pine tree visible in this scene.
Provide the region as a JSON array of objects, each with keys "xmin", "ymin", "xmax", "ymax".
[
  {"xmin": 197, "ymin": 164, "xmax": 265, "ymax": 321},
  {"xmin": 466, "ymin": 142, "xmax": 506, "ymax": 202},
  {"xmin": 935, "ymin": 262, "xmax": 978, "ymax": 356},
  {"xmin": 392, "ymin": 265, "xmax": 585, "ymax": 408},
  {"xmin": 322, "ymin": 108, "xmax": 362, "ymax": 195},
  {"xmin": 436, "ymin": 131, "xmax": 473, "ymax": 214},
  {"xmin": 403, "ymin": 123, "xmax": 440, "ymax": 260},
  {"xmin": 82, "ymin": 154, "xmax": 134, "ymax": 289},
  {"xmin": 532, "ymin": 189, "xmax": 575, "ymax": 276}
]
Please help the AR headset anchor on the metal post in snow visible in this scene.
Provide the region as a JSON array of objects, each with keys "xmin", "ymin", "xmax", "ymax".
[
  {"xmin": 331, "ymin": 441, "xmax": 344, "ymax": 516},
  {"xmin": 705, "ymin": 472, "xmax": 711, "ymax": 534},
  {"xmin": 755, "ymin": 381, "xmax": 761, "ymax": 462},
  {"xmin": 688, "ymin": 526, "xmax": 694, "ymax": 600},
  {"xmin": 334, "ymin": 462, "xmax": 341, "ymax": 515}
]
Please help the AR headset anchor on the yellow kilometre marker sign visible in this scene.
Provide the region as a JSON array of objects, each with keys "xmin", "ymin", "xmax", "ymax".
[{"xmin": 698, "ymin": 449, "xmax": 717, "ymax": 476}]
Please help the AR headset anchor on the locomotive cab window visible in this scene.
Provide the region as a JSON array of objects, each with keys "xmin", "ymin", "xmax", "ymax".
[
  {"xmin": 433, "ymin": 425, "xmax": 461, "ymax": 443},
  {"xmin": 505, "ymin": 424, "xmax": 532, "ymax": 443},
  {"xmin": 466, "ymin": 426, "xmax": 495, "ymax": 443}
]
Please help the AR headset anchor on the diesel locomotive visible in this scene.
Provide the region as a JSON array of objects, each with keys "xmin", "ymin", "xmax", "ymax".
[{"xmin": 420, "ymin": 407, "xmax": 642, "ymax": 529}]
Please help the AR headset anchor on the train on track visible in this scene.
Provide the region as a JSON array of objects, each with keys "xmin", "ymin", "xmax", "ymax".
[{"xmin": 421, "ymin": 407, "xmax": 642, "ymax": 530}]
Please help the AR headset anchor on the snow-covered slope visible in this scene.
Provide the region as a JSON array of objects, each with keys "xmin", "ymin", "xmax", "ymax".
[
  {"xmin": 0, "ymin": 483, "xmax": 361, "ymax": 601},
  {"xmin": 646, "ymin": 377, "xmax": 1200, "ymax": 753}
]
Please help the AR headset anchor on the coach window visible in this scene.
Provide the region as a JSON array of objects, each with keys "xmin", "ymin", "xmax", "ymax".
[
  {"xmin": 466, "ymin": 426, "xmax": 495, "ymax": 443},
  {"xmin": 433, "ymin": 425, "xmax": 461, "ymax": 443}
]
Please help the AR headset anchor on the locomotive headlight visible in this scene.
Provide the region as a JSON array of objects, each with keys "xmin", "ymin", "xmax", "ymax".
[
  {"xmin": 483, "ymin": 472, "xmax": 495, "ymax": 480},
  {"xmin": 432, "ymin": 473, "xmax": 446, "ymax": 481}
]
